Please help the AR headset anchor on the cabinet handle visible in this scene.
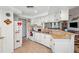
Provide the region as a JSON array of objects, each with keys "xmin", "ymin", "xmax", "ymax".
[{"xmin": 53, "ymin": 43, "xmax": 55, "ymax": 45}]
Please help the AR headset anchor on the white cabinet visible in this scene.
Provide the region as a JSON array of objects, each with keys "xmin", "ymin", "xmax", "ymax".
[
  {"xmin": 52, "ymin": 39, "xmax": 71, "ymax": 53},
  {"xmin": 39, "ymin": 33, "xmax": 44, "ymax": 44},
  {"xmin": 32, "ymin": 32, "xmax": 39, "ymax": 42},
  {"xmin": 0, "ymin": 39, "xmax": 2, "ymax": 52},
  {"xmin": 52, "ymin": 22, "xmax": 60, "ymax": 29},
  {"xmin": 31, "ymin": 31, "xmax": 35, "ymax": 41},
  {"xmin": 51, "ymin": 35, "xmax": 74, "ymax": 53},
  {"xmin": 32, "ymin": 31, "xmax": 51, "ymax": 48},
  {"xmin": 41, "ymin": 34, "xmax": 51, "ymax": 48},
  {"xmin": 34, "ymin": 32, "xmax": 38, "ymax": 42},
  {"xmin": 60, "ymin": 9, "xmax": 69, "ymax": 21},
  {"xmin": 32, "ymin": 31, "xmax": 74, "ymax": 53},
  {"xmin": 0, "ymin": 37, "xmax": 4, "ymax": 52}
]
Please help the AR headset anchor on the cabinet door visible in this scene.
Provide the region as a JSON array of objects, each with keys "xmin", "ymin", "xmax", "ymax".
[
  {"xmin": 32, "ymin": 32, "xmax": 35, "ymax": 41},
  {"xmin": 0, "ymin": 39, "xmax": 3, "ymax": 52},
  {"xmin": 40, "ymin": 34, "xmax": 51, "ymax": 48},
  {"xmin": 38, "ymin": 33, "xmax": 44, "ymax": 44},
  {"xmin": 36, "ymin": 33, "xmax": 40, "ymax": 42},
  {"xmin": 34, "ymin": 32, "xmax": 37, "ymax": 41},
  {"xmin": 53, "ymin": 39, "xmax": 73, "ymax": 53},
  {"xmin": 44, "ymin": 35, "xmax": 51, "ymax": 48}
]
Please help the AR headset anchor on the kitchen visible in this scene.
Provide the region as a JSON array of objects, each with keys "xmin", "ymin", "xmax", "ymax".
[{"xmin": 0, "ymin": 6, "xmax": 79, "ymax": 53}]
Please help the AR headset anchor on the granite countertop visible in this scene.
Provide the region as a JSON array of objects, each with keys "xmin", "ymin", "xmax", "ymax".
[
  {"xmin": 51, "ymin": 30, "xmax": 74, "ymax": 39},
  {"xmin": 33, "ymin": 29, "xmax": 74, "ymax": 39}
]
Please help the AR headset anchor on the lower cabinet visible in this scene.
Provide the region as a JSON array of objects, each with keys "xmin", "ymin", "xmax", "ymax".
[
  {"xmin": 41, "ymin": 34, "xmax": 51, "ymax": 48},
  {"xmin": 0, "ymin": 39, "xmax": 3, "ymax": 52},
  {"xmin": 14, "ymin": 33, "xmax": 22, "ymax": 49},
  {"xmin": 51, "ymin": 39, "xmax": 74, "ymax": 53},
  {"xmin": 32, "ymin": 31, "xmax": 51, "ymax": 48},
  {"xmin": 32, "ymin": 31, "xmax": 74, "ymax": 53}
]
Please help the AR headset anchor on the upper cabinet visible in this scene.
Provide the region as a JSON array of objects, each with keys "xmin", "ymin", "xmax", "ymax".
[
  {"xmin": 44, "ymin": 22, "xmax": 60, "ymax": 29},
  {"xmin": 60, "ymin": 9, "xmax": 69, "ymax": 21},
  {"xmin": 54, "ymin": 9, "xmax": 69, "ymax": 21},
  {"xmin": 48, "ymin": 7, "xmax": 69, "ymax": 21}
]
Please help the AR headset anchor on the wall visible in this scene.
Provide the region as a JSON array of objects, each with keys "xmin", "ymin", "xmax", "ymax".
[
  {"xmin": 69, "ymin": 7, "xmax": 79, "ymax": 20},
  {"xmin": 13, "ymin": 14, "xmax": 19, "ymax": 21},
  {"xmin": 0, "ymin": 7, "xmax": 14, "ymax": 52}
]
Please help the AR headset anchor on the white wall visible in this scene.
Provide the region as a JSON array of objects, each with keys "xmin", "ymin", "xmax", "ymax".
[
  {"xmin": 13, "ymin": 14, "xmax": 19, "ymax": 21},
  {"xmin": 0, "ymin": 7, "xmax": 14, "ymax": 52},
  {"xmin": 69, "ymin": 7, "xmax": 79, "ymax": 20}
]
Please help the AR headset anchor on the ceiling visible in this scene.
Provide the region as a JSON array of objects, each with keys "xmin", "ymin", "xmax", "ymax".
[
  {"xmin": 12, "ymin": 6, "xmax": 49, "ymax": 18},
  {"xmin": 10, "ymin": 6, "xmax": 76, "ymax": 18}
]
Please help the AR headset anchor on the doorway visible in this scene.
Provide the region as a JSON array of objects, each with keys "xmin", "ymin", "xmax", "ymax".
[{"xmin": 22, "ymin": 19, "xmax": 27, "ymax": 43}]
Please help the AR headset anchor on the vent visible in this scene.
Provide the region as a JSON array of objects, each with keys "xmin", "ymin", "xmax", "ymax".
[{"xmin": 26, "ymin": 6, "xmax": 34, "ymax": 8}]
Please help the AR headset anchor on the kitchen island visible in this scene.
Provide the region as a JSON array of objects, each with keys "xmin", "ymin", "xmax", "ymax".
[
  {"xmin": 51, "ymin": 29, "xmax": 74, "ymax": 39},
  {"xmin": 30, "ymin": 29, "xmax": 75, "ymax": 53}
]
